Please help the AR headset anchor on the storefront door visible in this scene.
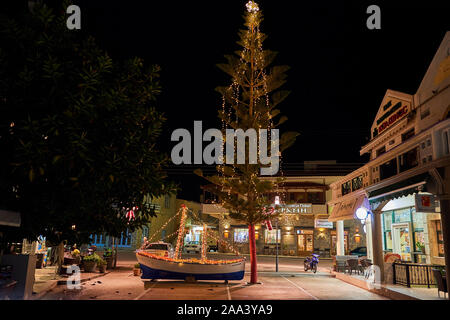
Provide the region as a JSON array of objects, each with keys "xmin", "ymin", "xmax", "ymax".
[
  {"xmin": 392, "ymin": 223, "xmax": 412, "ymax": 261},
  {"xmin": 297, "ymin": 230, "xmax": 314, "ymax": 256}
]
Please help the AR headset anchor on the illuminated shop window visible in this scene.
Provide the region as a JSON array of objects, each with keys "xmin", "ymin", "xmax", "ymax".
[
  {"xmin": 383, "ymin": 212, "xmax": 393, "ymax": 251},
  {"xmin": 234, "ymin": 228, "xmax": 249, "ymax": 243},
  {"xmin": 264, "ymin": 229, "xmax": 281, "ymax": 244},
  {"xmin": 435, "ymin": 220, "xmax": 444, "ymax": 257}
]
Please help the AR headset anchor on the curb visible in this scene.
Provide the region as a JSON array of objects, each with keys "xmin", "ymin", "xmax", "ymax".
[
  {"xmin": 209, "ymin": 252, "xmax": 333, "ymax": 260},
  {"xmin": 330, "ymin": 270, "xmax": 419, "ymax": 300}
]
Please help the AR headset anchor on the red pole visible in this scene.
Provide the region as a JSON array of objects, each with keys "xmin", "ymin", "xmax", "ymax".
[{"xmin": 248, "ymin": 224, "xmax": 258, "ymax": 284}]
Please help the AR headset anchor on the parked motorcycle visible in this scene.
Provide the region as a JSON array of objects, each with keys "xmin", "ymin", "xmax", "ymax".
[{"xmin": 304, "ymin": 254, "xmax": 320, "ymax": 273}]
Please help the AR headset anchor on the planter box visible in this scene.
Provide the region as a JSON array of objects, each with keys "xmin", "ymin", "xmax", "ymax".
[{"xmin": 83, "ymin": 261, "xmax": 97, "ymax": 273}]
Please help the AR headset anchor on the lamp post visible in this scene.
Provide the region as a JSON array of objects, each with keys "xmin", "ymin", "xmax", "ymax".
[{"xmin": 274, "ymin": 196, "xmax": 280, "ymax": 272}]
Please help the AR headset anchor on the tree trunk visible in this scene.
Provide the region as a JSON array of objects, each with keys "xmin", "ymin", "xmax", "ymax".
[
  {"xmin": 55, "ymin": 241, "xmax": 64, "ymax": 277},
  {"xmin": 113, "ymin": 237, "xmax": 118, "ymax": 269},
  {"xmin": 248, "ymin": 224, "xmax": 258, "ymax": 284}
]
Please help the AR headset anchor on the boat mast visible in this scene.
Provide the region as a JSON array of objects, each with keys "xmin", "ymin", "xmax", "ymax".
[
  {"xmin": 174, "ymin": 204, "xmax": 188, "ymax": 259},
  {"xmin": 201, "ymin": 223, "xmax": 207, "ymax": 263}
]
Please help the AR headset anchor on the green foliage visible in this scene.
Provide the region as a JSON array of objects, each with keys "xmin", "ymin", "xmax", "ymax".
[
  {"xmin": 197, "ymin": 4, "xmax": 298, "ymax": 225},
  {"xmin": 83, "ymin": 253, "xmax": 101, "ymax": 263},
  {"xmin": 97, "ymin": 258, "xmax": 107, "ymax": 266},
  {"xmin": 0, "ymin": 3, "xmax": 174, "ymax": 246},
  {"xmin": 134, "ymin": 263, "xmax": 141, "ymax": 268}
]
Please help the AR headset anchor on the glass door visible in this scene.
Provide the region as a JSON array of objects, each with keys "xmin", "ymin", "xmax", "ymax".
[
  {"xmin": 297, "ymin": 230, "xmax": 314, "ymax": 256},
  {"xmin": 392, "ymin": 223, "xmax": 412, "ymax": 262}
]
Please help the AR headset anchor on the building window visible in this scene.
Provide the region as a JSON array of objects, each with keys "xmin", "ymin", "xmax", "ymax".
[
  {"xmin": 264, "ymin": 229, "xmax": 281, "ymax": 244},
  {"xmin": 341, "ymin": 181, "xmax": 351, "ymax": 196},
  {"xmin": 307, "ymin": 192, "xmax": 325, "ymax": 204},
  {"xmin": 164, "ymin": 195, "xmax": 170, "ymax": 209},
  {"xmin": 234, "ymin": 228, "xmax": 249, "ymax": 243},
  {"xmin": 383, "ymin": 212, "xmax": 393, "ymax": 251},
  {"xmin": 435, "ymin": 220, "xmax": 444, "ymax": 257},
  {"xmin": 351, "ymin": 175, "xmax": 363, "ymax": 192},
  {"xmin": 376, "ymin": 146, "xmax": 386, "ymax": 157},
  {"xmin": 420, "ymin": 108, "xmax": 430, "ymax": 120},
  {"xmin": 379, "ymin": 158, "xmax": 397, "ymax": 181},
  {"xmin": 290, "ymin": 192, "xmax": 307, "ymax": 203},
  {"xmin": 398, "ymin": 147, "xmax": 419, "ymax": 173},
  {"xmin": 401, "ymin": 128, "xmax": 415, "ymax": 142}
]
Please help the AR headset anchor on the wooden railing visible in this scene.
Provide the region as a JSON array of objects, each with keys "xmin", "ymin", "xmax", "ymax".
[{"xmin": 393, "ymin": 262, "xmax": 440, "ymax": 288}]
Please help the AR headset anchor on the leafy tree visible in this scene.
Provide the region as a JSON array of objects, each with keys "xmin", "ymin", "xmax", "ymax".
[
  {"xmin": 0, "ymin": 2, "xmax": 174, "ymax": 256},
  {"xmin": 196, "ymin": 1, "xmax": 298, "ymax": 284}
]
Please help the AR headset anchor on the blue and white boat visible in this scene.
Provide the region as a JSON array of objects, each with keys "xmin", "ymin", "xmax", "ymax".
[{"xmin": 136, "ymin": 250, "xmax": 245, "ymax": 281}]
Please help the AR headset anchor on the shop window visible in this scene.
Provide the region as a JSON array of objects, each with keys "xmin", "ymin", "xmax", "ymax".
[
  {"xmin": 307, "ymin": 192, "xmax": 325, "ymax": 204},
  {"xmin": 435, "ymin": 220, "xmax": 444, "ymax": 257},
  {"xmin": 401, "ymin": 128, "xmax": 415, "ymax": 142},
  {"xmin": 383, "ymin": 212, "xmax": 393, "ymax": 251},
  {"xmin": 443, "ymin": 131, "xmax": 449, "ymax": 155},
  {"xmin": 393, "ymin": 208, "xmax": 411, "ymax": 223},
  {"xmin": 264, "ymin": 229, "xmax": 281, "ymax": 244},
  {"xmin": 234, "ymin": 228, "xmax": 249, "ymax": 243},
  {"xmin": 341, "ymin": 181, "xmax": 351, "ymax": 196},
  {"xmin": 398, "ymin": 147, "xmax": 419, "ymax": 173},
  {"xmin": 379, "ymin": 158, "xmax": 397, "ymax": 180},
  {"xmin": 351, "ymin": 175, "xmax": 363, "ymax": 192}
]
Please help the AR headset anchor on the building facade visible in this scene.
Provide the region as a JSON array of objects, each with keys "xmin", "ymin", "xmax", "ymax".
[
  {"xmin": 202, "ymin": 174, "xmax": 365, "ymax": 257},
  {"xmin": 328, "ymin": 32, "xmax": 450, "ymax": 283}
]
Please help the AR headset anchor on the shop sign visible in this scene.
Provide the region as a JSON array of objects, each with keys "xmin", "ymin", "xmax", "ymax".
[
  {"xmin": 415, "ymin": 194, "xmax": 436, "ymax": 213},
  {"xmin": 373, "ymin": 97, "xmax": 411, "ymax": 138},
  {"xmin": 314, "ymin": 219, "xmax": 333, "ymax": 229},
  {"xmin": 277, "ymin": 204, "xmax": 312, "ymax": 214}
]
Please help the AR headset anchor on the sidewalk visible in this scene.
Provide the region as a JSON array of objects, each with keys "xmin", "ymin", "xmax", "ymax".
[
  {"xmin": 209, "ymin": 252, "xmax": 333, "ymax": 260},
  {"xmin": 330, "ymin": 270, "xmax": 447, "ymax": 300},
  {"xmin": 32, "ymin": 265, "xmax": 111, "ymax": 300}
]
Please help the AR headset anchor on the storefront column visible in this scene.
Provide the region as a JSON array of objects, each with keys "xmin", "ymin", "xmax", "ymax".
[
  {"xmin": 440, "ymin": 197, "xmax": 450, "ymax": 300},
  {"xmin": 336, "ymin": 220, "xmax": 345, "ymax": 256},
  {"xmin": 371, "ymin": 210, "xmax": 384, "ymax": 282}
]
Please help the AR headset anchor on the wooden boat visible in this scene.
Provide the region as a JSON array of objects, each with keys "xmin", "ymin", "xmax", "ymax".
[
  {"xmin": 136, "ymin": 205, "xmax": 245, "ymax": 281},
  {"xmin": 136, "ymin": 250, "xmax": 245, "ymax": 281}
]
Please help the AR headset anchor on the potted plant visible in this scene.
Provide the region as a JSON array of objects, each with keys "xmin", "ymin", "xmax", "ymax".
[
  {"xmin": 72, "ymin": 248, "xmax": 81, "ymax": 265},
  {"xmin": 133, "ymin": 263, "xmax": 141, "ymax": 276},
  {"xmin": 97, "ymin": 258, "xmax": 107, "ymax": 273},
  {"xmin": 103, "ymin": 248, "xmax": 114, "ymax": 270},
  {"xmin": 83, "ymin": 253, "xmax": 100, "ymax": 272},
  {"xmin": 416, "ymin": 241, "xmax": 426, "ymax": 254}
]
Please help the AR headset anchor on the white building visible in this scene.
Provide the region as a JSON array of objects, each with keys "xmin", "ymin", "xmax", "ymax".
[{"xmin": 328, "ymin": 32, "xmax": 450, "ymax": 285}]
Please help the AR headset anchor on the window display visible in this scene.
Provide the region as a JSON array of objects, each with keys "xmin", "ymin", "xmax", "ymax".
[
  {"xmin": 435, "ymin": 220, "xmax": 444, "ymax": 257},
  {"xmin": 234, "ymin": 228, "xmax": 249, "ymax": 243},
  {"xmin": 265, "ymin": 229, "xmax": 281, "ymax": 244}
]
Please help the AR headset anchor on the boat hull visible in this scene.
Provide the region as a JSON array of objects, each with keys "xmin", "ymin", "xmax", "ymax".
[{"xmin": 136, "ymin": 252, "xmax": 245, "ymax": 281}]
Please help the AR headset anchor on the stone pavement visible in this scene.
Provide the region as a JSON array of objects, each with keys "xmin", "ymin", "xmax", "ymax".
[
  {"xmin": 32, "ymin": 265, "xmax": 111, "ymax": 300},
  {"xmin": 331, "ymin": 270, "xmax": 447, "ymax": 300}
]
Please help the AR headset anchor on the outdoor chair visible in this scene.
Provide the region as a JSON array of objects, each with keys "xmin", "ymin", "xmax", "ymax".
[
  {"xmin": 361, "ymin": 259, "xmax": 373, "ymax": 279},
  {"xmin": 336, "ymin": 260, "xmax": 346, "ymax": 272},
  {"xmin": 346, "ymin": 259, "xmax": 360, "ymax": 275},
  {"xmin": 432, "ymin": 269, "xmax": 448, "ymax": 299}
]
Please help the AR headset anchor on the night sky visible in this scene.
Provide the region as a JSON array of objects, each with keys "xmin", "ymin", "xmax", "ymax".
[{"xmin": 8, "ymin": 0, "xmax": 450, "ymax": 200}]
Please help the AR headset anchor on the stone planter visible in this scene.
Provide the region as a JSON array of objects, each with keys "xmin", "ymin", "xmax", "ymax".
[
  {"xmin": 104, "ymin": 256, "xmax": 113, "ymax": 269},
  {"xmin": 83, "ymin": 261, "xmax": 97, "ymax": 272},
  {"xmin": 98, "ymin": 264, "xmax": 106, "ymax": 273}
]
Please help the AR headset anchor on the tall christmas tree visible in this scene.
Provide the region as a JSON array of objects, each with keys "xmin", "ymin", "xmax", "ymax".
[{"xmin": 196, "ymin": 1, "xmax": 298, "ymax": 284}]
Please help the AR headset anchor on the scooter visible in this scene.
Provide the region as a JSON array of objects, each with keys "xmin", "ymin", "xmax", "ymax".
[{"xmin": 304, "ymin": 254, "xmax": 320, "ymax": 273}]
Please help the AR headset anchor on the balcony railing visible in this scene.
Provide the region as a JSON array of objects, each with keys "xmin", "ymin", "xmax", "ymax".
[{"xmin": 393, "ymin": 262, "xmax": 441, "ymax": 288}]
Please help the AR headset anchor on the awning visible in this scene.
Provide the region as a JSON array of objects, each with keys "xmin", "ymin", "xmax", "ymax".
[
  {"xmin": 328, "ymin": 195, "xmax": 370, "ymax": 222},
  {"xmin": 367, "ymin": 172, "xmax": 430, "ymax": 205},
  {"xmin": 0, "ymin": 210, "xmax": 21, "ymax": 227}
]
